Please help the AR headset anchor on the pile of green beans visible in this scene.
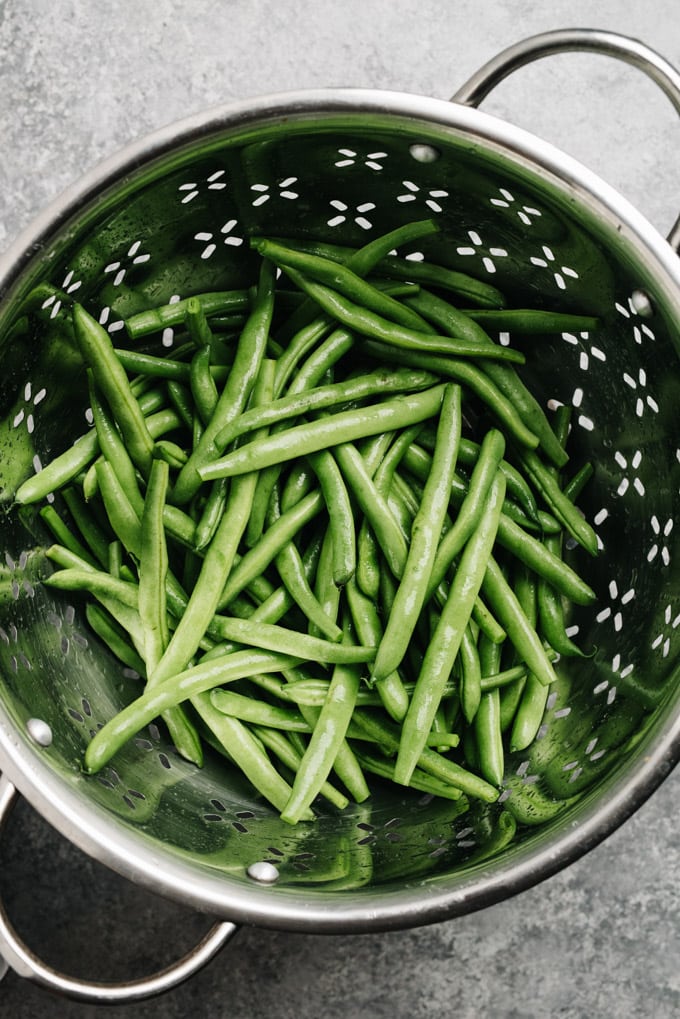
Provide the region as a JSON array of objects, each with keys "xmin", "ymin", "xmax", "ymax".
[{"xmin": 16, "ymin": 218, "xmax": 600, "ymax": 825}]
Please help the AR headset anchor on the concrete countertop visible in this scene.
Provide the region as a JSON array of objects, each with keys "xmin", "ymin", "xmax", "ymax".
[{"xmin": 0, "ymin": 2, "xmax": 679, "ymax": 1016}]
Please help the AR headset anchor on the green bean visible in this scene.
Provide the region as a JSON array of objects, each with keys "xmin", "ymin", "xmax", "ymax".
[
  {"xmin": 280, "ymin": 461, "xmax": 315, "ymax": 512},
  {"xmin": 84, "ymin": 647, "xmax": 301, "ymax": 773},
  {"xmin": 334, "ymin": 442, "xmax": 409, "ymax": 580},
  {"xmin": 45, "ymin": 567, "xmax": 139, "ymax": 610},
  {"xmin": 404, "ymin": 288, "xmax": 568, "ymax": 467},
  {"xmin": 471, "ymin": 595, "xmax": 507, "ymax": 645},
  {"xmin": 95, "ymin": 460, "xmax": 142, "ymax": 557},
  {"xmin": 355, "ymin": 518, "xmax": 381, "ymax": 601},
  {"xmin": 271, "ymin": 316, "xmax": 334, "ymax": 396},
  {"xmin": 253, "ymin": 237, "xmax": 431, "ymax": 332},
  {"xmin": 517, "ymin": 448, "xmax": 598, "ymax": 556},
  {"xmin": 59, "ymin": 488, "xmax": 110, "ymax": 568},
  {"xmin": 308, "ymin": 528, "xmax": 342, "ymax": 641},
  {"xmin": 113, "ymin": 349, "xmax": 191, "ymax": 381},
  {"xmin": 199, "ymin": 385, "xmax": 446, "ymax": 483},
  {"xmin": 474, "ymin": 636, "xmax": 505, "ymax": 786},
  {"xmin": 251, "ymin": 726, "xmax": 350, "ymax": 811},
  {"xmin": 280, "ymin": 268, "xmax": 524, "ymax": 363},
  {"xmin": 281, "ymin": 629, "xmax": 361, "ymax": 824},
  {"xmin": 124, "ymin": 290, "xmax": 250, "ymax": 340},
  {"xmin": 148, "ymin": 466, "xmax": 260, "ymax": 687},
  {"xmin": 482, "ymin": 557, "xmax": 559, "ymax": 689},
  {"xmin": 403, "ymin": 443, "xmax": 595, "ymax": 604},
  {"xmin": 165, "ymin": 380, "xmax": 195, "ymax": 430},
  {"xmin": 451, "ymin": 436, "xmax": 539, "ymax": 523},
  {"xmin": 107, "ymin": 540, "xmax": 123, "ymax": 579},
  {"xmin": 45, "ymin": 549, "xmax": 148, "ymax": 658},
  {"xmin": 461, "ymin": 308, "xmax": 599, "ymax": 334},
  {"xmin": 85, "ymin": 602, "xmax": 146, "ymax": 676},
  {"xmin": 14, "ymin": 382, "xmax": 167, "ymax": 507},
  {"xmin": 459, "ymin": 624, "xmax": 482, "ymax": 724},
  {"xmin": 213, "ymin": 368, "xmax": 436, "ymax": 453},
  {"xmin": 87, "ymin": 371, "xmax": 141, "ymax": 499},
  {"xmin": 153, "ymin": 440, "xmax": 188, "ymax": 470},
  {"xmin": 497, "ymin": 563, "xmax": 533, "ymax": 732},
  {"xmin": 351, "ymin": 710, "xmax": 498, "ymax": 802},
  {"xmin": 39, "ymin": 505, "xmax": 99, "ymax": 568},
  {"xmin": 207, "ymin": 616, "xmax": 375, "ymax": 665},
  {"xmin": 138, "ymin": 458, "xmax": 202, "ymax": 763},
  {"xmin": 345, "ymin": 576, "xmax": 409, "ymax": 722},
  {"xmin": 267, "ymin": 233, "xmax": 504, "ymax": 308},
  {"xmin": 361, "ymin": 340, "xmax": 539, "ymax": 451},
  {"xmin": 217, "ymin": 490, "xmax": 324, "ymax": 611},
  {"xmin": 184, "ymin": 295, "xmax": 214, "ymax": 348},
  {"xmin": 355, "ymin": 751, "xmax": 464, "ymax": 801},
  {"xmin": 268, "ymin": 496, "xmax": 343, "ymax": 642},
  {"xmin": 138, "ymin": 458, "xmax": 170, "ymax": 671},
  {"xmin": 189, "ymin": 345, "xmax": 219, "ymax": 424},
  {"xmin": 281, "ymin": 659, "xmax": 553, "ymax": 708},
  {"xmin": 394, "ymin": 471, "xmax": 506, "ymax": 786},
  {"xmin": 193, "ymin": 692, "xmax": 313, "ymax": 819},
  {"xmin": 210, "ymin": 688, "xmax": 311, "ymax": 732},
  {"xmin": 73, "ymin": 304, "xmax": 155, "ymax": 475},
  {"xmin": 272, "ymin": 220, "xmax": 440, "ymax": 342},
  {"xmin": 307, "ymin": 450, "xmax": 355, "ymax": 588},
  {"xmin": 372, "ymin": 384, "xmax": 462, "ymax": 684},
  {"xmin": 172, "ymin": 259, "xmax": 276, "ymax": 505},
  {"xmin": 193, "ymin": 478, "xmax": 228, "ymax": 552},
  {"xmin": 426, "ymin": 428, "xmax": 505, "ymax": 600},
  {"xmin": 283, "ymin": 326, "xmax": 355, "ymax": 394},
  {"xmin": 509, "ymin": 671, "xmax": 549, "ymax": 753},
  {"xmin": 15, "ymin": 431, "xmax": 98, "ymax": 505}
]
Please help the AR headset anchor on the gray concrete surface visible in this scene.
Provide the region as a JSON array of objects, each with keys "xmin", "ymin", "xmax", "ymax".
[{"xmin": 1, "ymin": 1, "xmax": 679, "ymax": 1016}]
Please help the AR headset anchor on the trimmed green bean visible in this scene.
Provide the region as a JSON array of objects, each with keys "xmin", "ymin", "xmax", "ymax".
[
  {"xmin": 462, "ymin": 308, "xmax": 599, "ymax": 334},
  {"xmin": 84, "ymin": 647, "xmax": 302, "ymax": 773},
  {"xmin": 73, "ymin": 304, "xmax": 154, "ymax": 476},
  {"xmin": 124, "ymin": 290, "xmax": 250, "ymax": 340},
  {"xmin": 351, "ymin": 710, "xmax": 499, "ymax": 802},
  {"xmin": 210, "ymin": 688, "xmax": 311, "ymax": 732},
  {"xmin": 459, "ymin": 624, "xmax": 482, "ymax": 724},
  {"xmin": 252, "ymin": 237, "xmax": 431, "ymax": 332},
  {"xmin": 394, "ymin": 471, "xmax": 506, "ymax": 785},
  {"xmin": 251, "ymin": 726, "xmax": 350, "ymax": 811},
  {"xmin": 361, "ymin": 339, "xmax": 539, "ymax": 451},
  {"xmin": 307, "ymin": 450, "xmax": 355, "ymax": 588},
  {"xmin": 189, "ymin": 345, "xmax": 219, "ymax": 424},
  {"xmin": 372, "ymin": 384, "xmax": 462, "ymax": 684},
  {"xmin": 199, "ymin": 385, "xmax": 446, "ymax": 482},
  {"xmin": 482, "ymin": 557, "xmax": 559, "ymax": 689},
  {"xmin": 280, "ymin": 268, "xmax": 524, "ymax": 363},
  {"xmin": 39, "ymin": 505, "xmax": 99, "ymax": 568},
  {"xmin": 280, "ymin": 630, "xmax": 361, "ymax": 824},
  {"xmin": 172, "ymin": 259, "xmax": 276, "ymax": 504},
  {"xmin": 85, "ymin": 602, "xmax": 146, "ymax": 676},
  {"xmin": 404, "ymin": 288, "xmax": 568, "ymax": 468},
  {"xmin": 214, "ymin": 368, "xmax": 436, "ymax": 453},
  {"xmin": 345, "ymin": 576, "xmax": 409, "ymax": 722},
  {"xmin": 217, "ymin": 490, "xmax": 324, "ymax": 611},
  {"xmin": 207, "ymin": 616, "xmax": 375, "ymax": 665}
]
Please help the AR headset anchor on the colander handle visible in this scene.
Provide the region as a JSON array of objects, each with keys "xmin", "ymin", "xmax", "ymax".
[
  {"xmin": 451, "ymin": 28, "xmax": 680, "ymax": 252},
  {"xmin": 0, "ymin": 774, "xmax": 238, "ymax": 1004}
]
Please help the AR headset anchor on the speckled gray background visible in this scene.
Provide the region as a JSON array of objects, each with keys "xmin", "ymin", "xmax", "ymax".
[{"xmin": 1, "ymin": 1, "xmax": 679, "ymax": 1016}]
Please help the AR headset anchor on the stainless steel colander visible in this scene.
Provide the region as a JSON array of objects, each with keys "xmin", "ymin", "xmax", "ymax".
[{"xmin": 0, "ymin": 28, "xmax": 679, "ymax": 1004}]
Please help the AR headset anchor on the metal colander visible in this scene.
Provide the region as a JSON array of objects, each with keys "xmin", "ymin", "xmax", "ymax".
[{"xmin": 0, "ymin": 28, "xmax": 679, "ymax": 1004}]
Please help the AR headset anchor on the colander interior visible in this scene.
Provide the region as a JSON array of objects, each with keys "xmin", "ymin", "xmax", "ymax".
[{"xmin": 0, "ymin": 93, "xmax": 678, "ymax": 929}]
